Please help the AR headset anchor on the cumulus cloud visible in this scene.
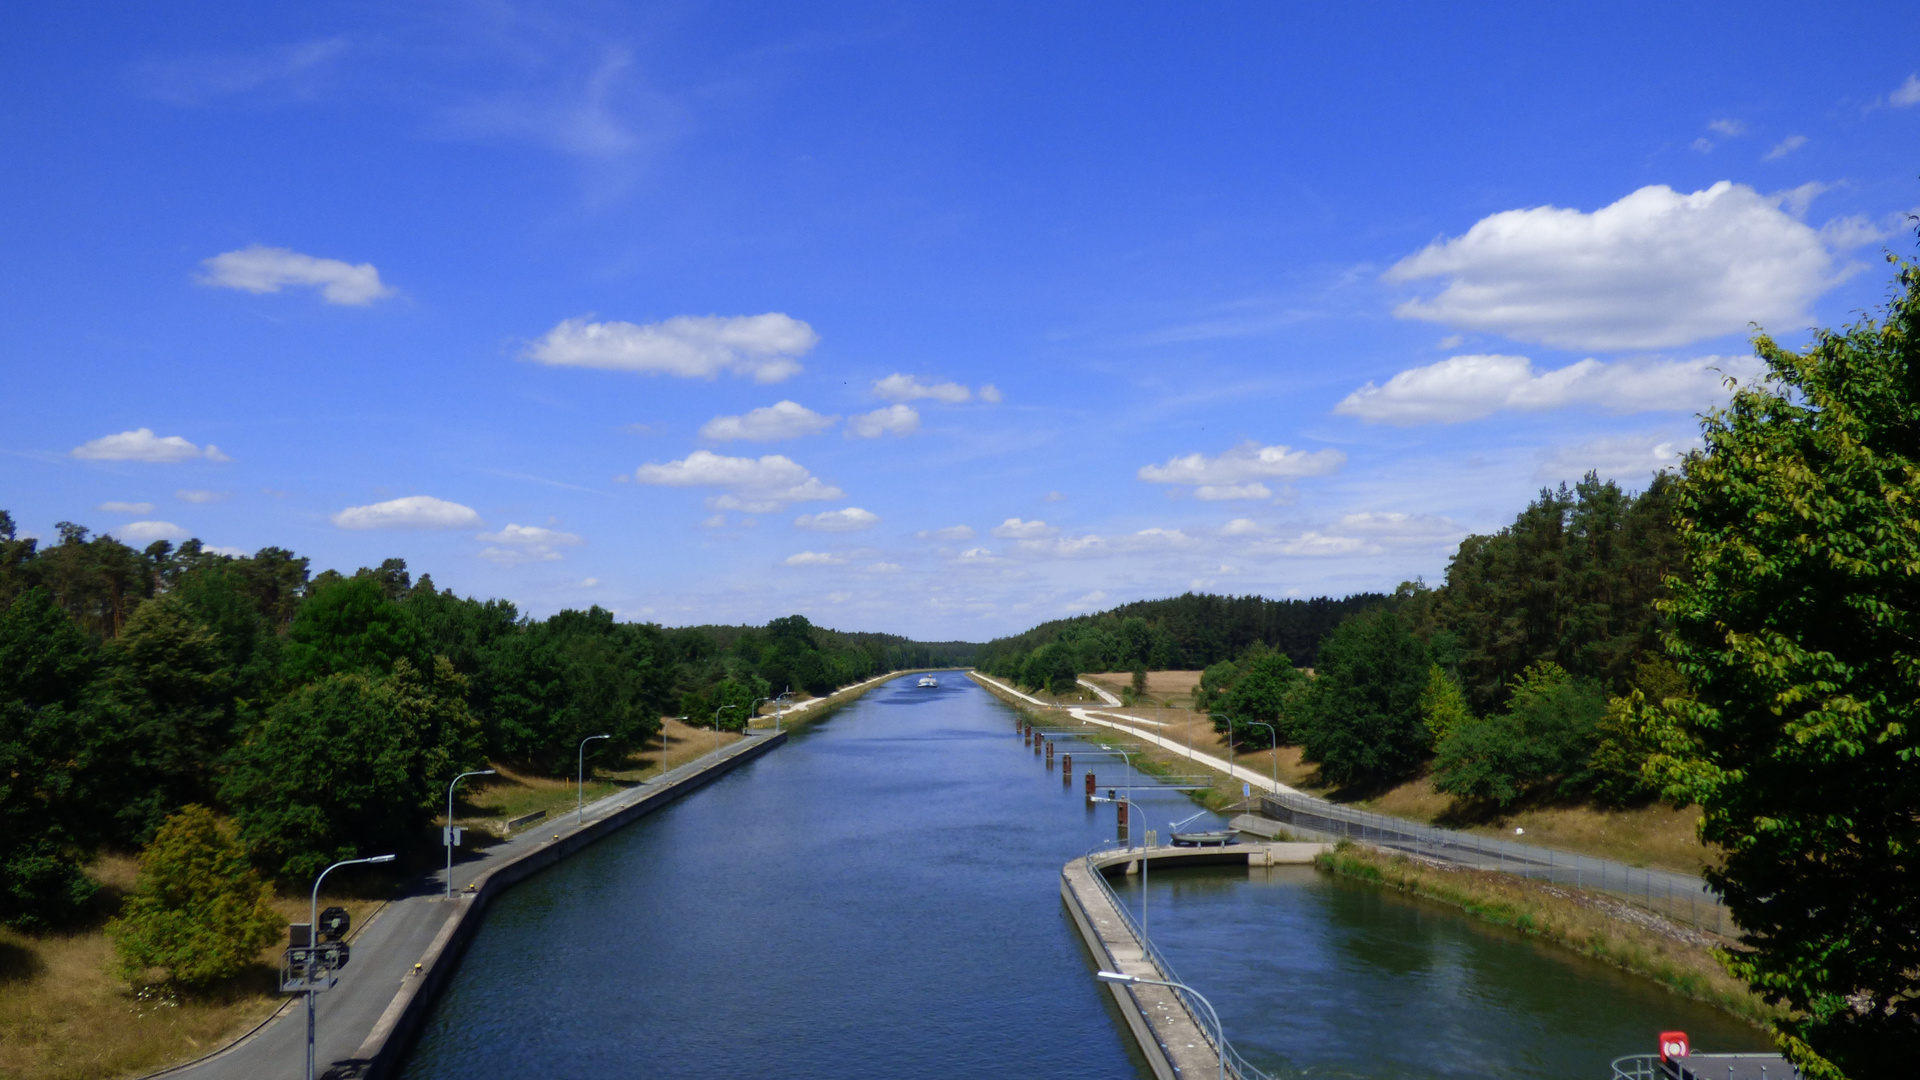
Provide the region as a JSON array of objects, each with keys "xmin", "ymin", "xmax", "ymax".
[
  {"xmin": 332, "ymin": 495, "xmax": 482, "ymax": 530},
  {"xmin": 846, "ymin": 404, "xmax": 920, "ymax": 438},
  {"xmin": 917, "ymin": 525, "xmax": 975, "ymax": 541},
  {"xmin": 1537, "ymin": 433, "xmax": 1699, "ymax": 482},
  {"xmin": 784, "ymin": 551, "xmax": 846, "ymax": 566},
  {"xmin": 699, "ymin": 401, "xmax": 837, "ymax": 441},
  {"xmin": 872, "ymin": 374, "xmax": 971, "ymax": 403},
  {"xmin": 1763, "ymin": 135, "xmax": 1808, "ymax": 160},
  {"xmin": 955, "ymin": 546, "xmax": 1002, "ymax": 564},
  {"xmin": 864, "ymin": 562, "xmax": 903, "ymax": 574},
  {"xmin": 199, "ymin": 245, "xmax": 393, "ymax": 305},
  {"xmin": 1894, "ymin": 74, "xmax": 1920, "ymax": 108},
  {"xmin": 116, "ymin": 521, "xmax": 188, "ymax": 542},
  {"xmin": 794, "ymin": 507, "xmax": 880, "ymax": 532},
  {"xmin": 1336, "ymin": 353, "xmax": 1763, "ymax": 425},
  {"xmin": 476, "ymin": 523, "xmax": 584, "ymax": 563},
  {"xmin": 98, "ymin": 501, "xmax": 156, "ymax": 515},
  {"xmin": 175, "ymin": 489, "xmax": 229, "ymax": 503},
  {"xmin": 1248, "ymin": 532, "xmax": 1375, "ymax": 557},
  {"xmin": 525, "ymin": 313, "xmax": 816, "ymax": 383},
  {"xmin": 991, "ymin": 518, "xmax": 1057, "ymax": 539},
  {"xmin": 633, "ymin": 450, "xmax": 843, "ymax": 513},
  {"xmin": 1384, "ymin": 182, "xmax": 1841, "ymax": 350},
  {"xmin": 1707, "ymin": 118, "xmax": 1747, "ymax": 137},
  {"xmin": 1138, "ymin": 442, "xmax": 1345, "ymax": 494},
  {"xmin": 1335, "ymin": 512, "xmax": 1464, "ymax": 546},
  {"xmin": 1065, "ymin": 591, "xmax": 1108, "ymax": 612},
  {"xmin": 1122, "ymin": 527, "xmax": 1198, "ymax": 550},
  {"xmin": 72, "ymin": 428, "xmax": 231, "ymax": 463},
  {"xmin": 1220, "ymin": 518, "xmax": 1263, "ymax": 536},
  {"xmin": 980, "ymin": 384, "xmax": 1004, "ymax": 403}
]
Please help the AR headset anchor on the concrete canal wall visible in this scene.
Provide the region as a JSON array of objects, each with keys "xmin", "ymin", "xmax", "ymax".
[{"xmin": 1060, "ymin": 843, "xmax": 1331, "ymax": 1080}]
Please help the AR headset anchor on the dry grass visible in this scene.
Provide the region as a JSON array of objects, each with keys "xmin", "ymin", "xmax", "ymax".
[
  {"xmin": 1316, "ymin": 844, "xmax": 1775, "ymax": 1027},
  {"xmin": 0, "ymin": 857, "xmax": 387, "ymax": 1080},
  {"xmin": 1084, "ymin": 670, "xmax": 1204, "ymax": 704},
  {"xmin": 461, "ymin": 718, "xmax": 749, "ymax": 835}
]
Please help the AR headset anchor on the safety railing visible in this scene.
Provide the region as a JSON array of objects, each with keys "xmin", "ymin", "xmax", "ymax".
[
  {"xmin": 1082, "ymin": 849, "xmax": 1277, "ymax": 1080},
  {"xmin": 1252, "ymin": 791, "xmax": 1733, "ymax": 935},
  {"xmin": 1611, "ymin": 1053, "xmax": 1670, "ymax": 1079}
]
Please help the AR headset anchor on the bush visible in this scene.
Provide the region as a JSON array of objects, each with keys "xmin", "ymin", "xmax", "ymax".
[
  {"xmin": 1212, "ymin": 652, "xmax": 1304, "ymax": 747},
  {"xmin": 107, "ymin": 805, "xmax": 281, "ymax": 989},
  {"xmin": 1432, "ymin": 662, "xmax": 1606, "ymax": 806}
]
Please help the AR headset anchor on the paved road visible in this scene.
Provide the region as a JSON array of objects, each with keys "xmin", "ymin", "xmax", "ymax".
[{"xmin": 152, "ymin": 736, "xmax": 778, "ymax": 1080}]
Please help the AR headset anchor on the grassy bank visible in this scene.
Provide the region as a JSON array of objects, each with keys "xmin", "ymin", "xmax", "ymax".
[{"xmin": 1315, "ymin": 843, "xmax": 1776, "ymax": 1027}]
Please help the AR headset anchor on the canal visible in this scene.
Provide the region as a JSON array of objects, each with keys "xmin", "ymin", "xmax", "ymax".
[{"xmin": 397, "ymin": 674, "xmax": 1768, "ymax": 1079}]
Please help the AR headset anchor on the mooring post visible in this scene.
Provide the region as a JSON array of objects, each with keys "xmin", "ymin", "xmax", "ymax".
[
  {"xmin": 1061, "ymin": 752, "xmax": 1070, "ymax": 780},
  {"xmin": 1045, "ymin": 740, "xmax": 1054, "ymax": 766},
  {"xmin": 1033, "ymin": 733, "xmax": 1042, "ymax": 755},
  {"xmin": 1116, "ymin": 796, "xmax": 1129, "ymax": 841},
  {"xmin": 1084, "ymin": 770, "xmax": 1096, "ymax": 796}
]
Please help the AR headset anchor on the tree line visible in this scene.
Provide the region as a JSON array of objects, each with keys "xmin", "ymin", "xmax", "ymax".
[{"xmin": 0, "ymin": 522, "xmax": 969, "ymax": 929}]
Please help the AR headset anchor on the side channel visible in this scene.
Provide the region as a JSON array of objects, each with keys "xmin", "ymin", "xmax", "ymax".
[{"xmin": 396, "ymin": 674, "xmax": 1771, "ymax": 1080}]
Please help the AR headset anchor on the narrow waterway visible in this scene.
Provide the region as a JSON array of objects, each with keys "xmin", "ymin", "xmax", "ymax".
[{"xmin": 397, "ymin": 674, "xmax": 1766, "ymax": 1080}]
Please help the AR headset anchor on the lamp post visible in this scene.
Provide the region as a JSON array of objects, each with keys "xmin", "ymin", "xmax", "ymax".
[
  {"xmin": 1094, "ymin": 971, "xmax": 1227, "ymax": 1080},
  {"xmin": 577, "ymin": 734, "xmax": 611, "ymax": 824},
  {"xmin": 1091, "ymin": 793, "xmax": 1148, "ymax": 940},
  {"xmin": 747, "ymin": 697, "xmax": 771, "ymax": 734},
  {"xmin": 306, "ymin": 854, "xmax": 394, "ymax": 1080},
  {"xmin": 444, "ymin": 770, "xmax": 495, "ymax": 899},
  {"xmin": 1246, "ymin": 721, "xmax": 1279, "ymax": 795},
  {"xmin": 712, "ymin": 704, "xmax": 739, "ymax": 755}
]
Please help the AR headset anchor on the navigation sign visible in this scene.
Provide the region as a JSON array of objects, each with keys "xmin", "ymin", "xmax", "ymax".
[
  {"xmin": 288, "ymin": 922, "xmax": 311, "ymax": 948},
  {"xmin": 317, "ymin": 906, "xmax": 349, "ymax": 941}
]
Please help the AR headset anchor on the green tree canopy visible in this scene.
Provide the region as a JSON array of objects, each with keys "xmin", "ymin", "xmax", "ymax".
[
  {"xmin": 1299, "ymin": 609, "xmax": 1431, "ymax": 787},
  {"xmin": 107, "ymin": 805, "xmax": 280, "ymax": 989},
  {"xmin": 280, "ymin": 576, "xmax": 428, "ymax": 684},
  {"xmin": 1212, "ymin": 652, "xmax": 1304, "ymax": 747},
  {"xmin": 1654, "ymin": 253, "xmax": 1920, "ymax": 1078}
]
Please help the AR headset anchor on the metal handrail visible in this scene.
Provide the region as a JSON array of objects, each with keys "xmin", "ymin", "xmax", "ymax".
[
  {"xmin": 1610, "ymin": 1053, "xmax": 1670, "ymax": 1079},
  {"xmin": 1082, "ymin": 851, "xmax": 1277, "ymax": 1080}
]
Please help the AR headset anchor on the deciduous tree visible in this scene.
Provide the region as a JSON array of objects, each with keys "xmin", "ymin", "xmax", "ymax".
[{"xmin": 107, "ymin": 805, "xmax": 280, "ymax": 989}]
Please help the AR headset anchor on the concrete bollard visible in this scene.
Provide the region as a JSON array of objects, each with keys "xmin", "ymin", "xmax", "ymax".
[{"xmin": 1084, "ymin": 770, "xmax": 1095, "ymax": 796}]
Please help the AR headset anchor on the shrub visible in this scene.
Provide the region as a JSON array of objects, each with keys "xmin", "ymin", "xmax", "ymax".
[{"xmin": 107, "ymin": 805, "xmax": 281, "ymax": 989}]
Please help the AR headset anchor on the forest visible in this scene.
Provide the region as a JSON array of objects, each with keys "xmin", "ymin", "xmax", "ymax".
[{"xmin": 0, "ymin": 515, "xmax": 971, "ymax": 926}]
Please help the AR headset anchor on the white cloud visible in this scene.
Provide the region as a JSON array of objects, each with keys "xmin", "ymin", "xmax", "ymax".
[
  {"xmin": 332, "ymin": 495, "xmax": 482, "ymax": 530},
  {"xmin": 525, "ymin": 313, "xmax": 816, "ymax": 383},
  {"xmin": 202, "ymin": 545, "xmax": 247, "ymax": 557},
  {"xmin": 116, "ymin": 521, "xmax": 188, "ymax": 542},
  {"xmin": 872, "ymin": 374, "xmax": 971, "ymax": 403},
  {"xmin": 700, "ymin": 514, "xmax": 728, "ymax": 528},
  {"xmin": 1019, "ymin": 534, "xmax": 1107, "ymax": 558},
  {"xmin": 1195, "ymin": 483, "xmax": 1273, "ymax": 501},
  {"xmin": 633, "ymin": 450, "xmax": 843, "ymax": 513},
  {"xmin": 917, "ymin": 525, "xmax": 975, "ymax": 541},
  {"xmin": 175, "ymin": 489, "xmax": 230, "ymax": 503},
  {"xmin": 1335, "ymin": 512, "xmax": 1464, "ymax": 546},
  {"xmin": 97, "ymin": 501, "xmax": 156, "ymax": 515},
  {"xmin": 980, "ymin": 384, "xmax": 1004, "ymax": 403},
  {"xmin": 992, "ymin": 517, "xmax": 1057, "ymax": 539},
  {"xmin": 1043, "ymin": 491, "xmax": 1065, "ymax": 502},
  {"xmin": 955, "ymin": 546, "xmax": 1002, "ymax": 563},
  {"xmin": 864, "ymin": 562, "xmax": 903, "ymax": 574},
  {"xmin": 72, "ymin": 428, "xmax": 231, "ymax": 463},
  {"xmin": 1336, "ymin": 353, "xmax": 1764, "ymax": 425},
  {"xmin": 700, "ymin": 401, "xmax": 837, "ymax": 441},
  {"xmin": 1893, "ymin": 74, "xmax": 1920, "ymax": 108},
  {"xmin": 1707, "ymin": 118, "xmax": 1746, "ymax": 137},
  {"xmin": 476, "ymin": 523, "xmax": 584, "ymax": 563},
  {"xmin": 846, "ymin": 404, "xmax": 920, "ymax": 438},
  {"xmin": 1249, "ymin": 532, "xmax": 1375, "ymax": 557},
  {"xmin": 1384, "ymin": 182, "xmax": 1841, "ymax": 350},
  {"xmin": 1138, "ymin": 442, "xmax": 1345, "ymax": 491},
  {"xmin": 1220, "ymin": 518, "xmax": 1262, "ymax": 536},
  {"xmin": 1763, "ymin": 135, "xmax": 1808, "ymax": 160},
  {"xmin": 199, "ymin": 245, "xmax": 393, "ymax": 305},
  {"xmin": 1065, "ymin": 590, "xmax": 1108, "ymax": 612},
  {"xmin": 1537, "ymin": 433, "xmax": 1699, "ymax": 482},
  {"xmin": 784, "ymin": 551, "xmax": 846, "ymax": 566},
  {"xmin": 1690, "ymin": 137, "xmax": 1714, "ymax": 154},
  {"xmin": 795, "ymin": 507, "xmax": 880, "ymax": 532},
  {"xmin": 1123, "ymin": 527, "xmax": 1197, "ymax": 550}
]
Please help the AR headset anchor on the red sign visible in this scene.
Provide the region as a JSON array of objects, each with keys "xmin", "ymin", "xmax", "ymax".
[{"xmin": 1659, "ymin": 1031, "xmax": 1690, "ymax": 1061}]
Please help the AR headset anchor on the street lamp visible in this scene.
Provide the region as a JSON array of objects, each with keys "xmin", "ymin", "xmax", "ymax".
[
  {"xmin": 1245, "ymin": 720, "xmax": 1279, "ymax": 795},
  {"xmin": 712, "ymin": 703, "xmax": 739, "ymax": 755},
  {"xmin": 444, "ymin": 770, "xmax": 495, "ymax": 899},
  {"xmin": 1095, "ymin": 970, "xmax": 1227, "ymax": 1080},
  {"xmin": 577, "ymin": 735, "xmax": 611, "ymax": 824},
  {"xmin": 1091, "ymin": 793, "xmax": 1149, "ymax": 940},
  {"xmin": 747, "ymin": 697, "xmax": 771, "ymax": 734},
  {"xmin": 306, "ymin": 854, "xmax": 394, "ymax": 1080}
]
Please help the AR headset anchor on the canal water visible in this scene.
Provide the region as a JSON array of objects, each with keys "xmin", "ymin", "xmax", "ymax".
[{"xmin": 397, "ymin": 674, "xmax": 1768, "ymax": 1080}]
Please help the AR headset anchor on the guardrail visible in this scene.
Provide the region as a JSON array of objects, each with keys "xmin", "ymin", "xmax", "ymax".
[
  {"xmin": 1251, "ymin": 791, "xmax": 1731, "ymax": 935},
  {"xmin": 1082, "ymin": 847, "xmax": 1278, "ymax": 1080}
]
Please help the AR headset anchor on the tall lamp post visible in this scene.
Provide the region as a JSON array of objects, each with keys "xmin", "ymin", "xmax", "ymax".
[
  {"xmin": 444, "ymin": 770, "xmax": 495, "ymax": 899},
  {"xmin": 1246, "ymin": 721, "xmax": 1279, "ymax": 796},
  {"xmin": 1091, "ymin": 793, "xmax": 1149, "ymax": 940},
  {"xmin": 576, "ymin": 734, "xmax": 611, "ymax": 823},
  {"xmin": 712, "ymin": 703, "xmax": 739, "ymax": 756},
  {"xmin": 306, "ymin": 854, "xmax": 394, "ymax": 1080},
  {"xmin": 747, "ymin": 697, "xmax": 771, "ymax": 734},
  {"xmin": 1095, "ymin": 971, "xmax": 1227, "ymax": 1080}
]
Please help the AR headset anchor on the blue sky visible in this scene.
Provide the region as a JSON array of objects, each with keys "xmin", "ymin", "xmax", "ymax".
[{"xmin": 4, "ymin": 2, "xmax": 1918, "ymax": 640}]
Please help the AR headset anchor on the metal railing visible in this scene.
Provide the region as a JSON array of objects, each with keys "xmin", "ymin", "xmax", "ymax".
[
  {"xmin": 1611, "ymin": 1054, "xmax": 1670, "ymax": 1080},
  {"xmin": 1081, "ymin": 849, "xmax": 1277, "ymax": 1080},
  {"xmin": 1252, "ymin": 791, "xmax": 1733, "ymax": 935}
]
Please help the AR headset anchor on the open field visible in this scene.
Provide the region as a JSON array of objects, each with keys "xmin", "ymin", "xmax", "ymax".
[{"xmin": 1084, "ymin": 670, "xmax": 1204, "ymax": 704}]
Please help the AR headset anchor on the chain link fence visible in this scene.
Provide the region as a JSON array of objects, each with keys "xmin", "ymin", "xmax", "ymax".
[{"xmin": 1251, "ymin": 791, "xmax": 1733, "ymax": 936}]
